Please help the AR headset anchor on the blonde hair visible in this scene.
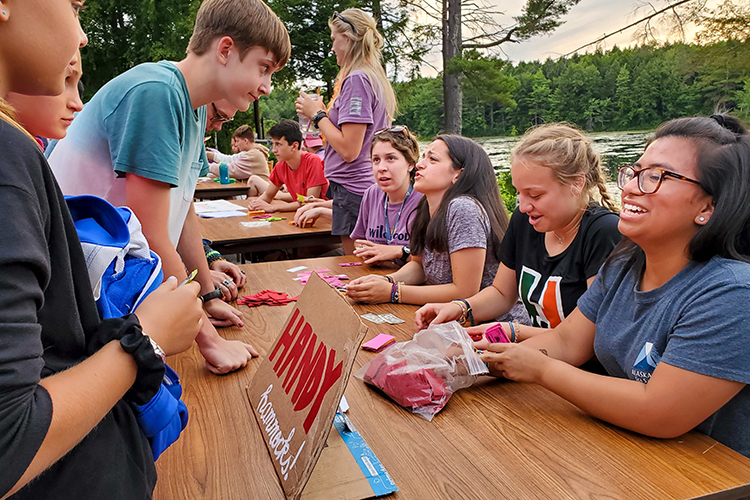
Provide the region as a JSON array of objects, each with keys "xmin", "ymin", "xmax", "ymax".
[
  {"xmin": 511, "ymin": 123, "xmax": 616, "ymax": 211},
  {"xmin": 0, "ymin": 98, "xmax": 36, "ymax": 143},
  {"xmin": 329, "ymin": 8, "xmax": 397, "ymax": 121},
  {"xmin": 187, "ymin": 0, "xmax": 290, "ymax": 68}
]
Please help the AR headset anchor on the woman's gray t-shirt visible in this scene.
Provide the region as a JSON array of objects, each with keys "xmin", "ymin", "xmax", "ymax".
[{"xmin": 422, "ymin": 196, "xmax": 528, "ymax": 323}]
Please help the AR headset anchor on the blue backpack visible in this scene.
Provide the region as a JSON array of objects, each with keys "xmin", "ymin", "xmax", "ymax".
[{"xmin": 66, "ymin": 195, "xmax": 188, "ymax": 461}]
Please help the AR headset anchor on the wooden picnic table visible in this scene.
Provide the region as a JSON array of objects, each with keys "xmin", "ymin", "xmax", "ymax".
[
  {"xmin": 198, "ymin": 200, "xmax": 339, "ymax": 256},
  {"xmin": 195, "ymin": 178, "xmax": 250, "ymax": 199},
  {"xmin": 154, "ymin": 255, "xmax": 750, "ymax": 500}
]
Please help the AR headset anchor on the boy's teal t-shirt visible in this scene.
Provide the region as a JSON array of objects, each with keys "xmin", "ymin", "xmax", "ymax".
[{"xmin": 48, "ymin": 61, "xmax": 208, "ymax": 246}]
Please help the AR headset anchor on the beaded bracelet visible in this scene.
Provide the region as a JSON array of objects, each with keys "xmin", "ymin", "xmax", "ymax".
[
  {"xmin": 454, "ymin": 298, "xmax": 475, "ymax": 326},
  {"xmin": 451, "ymin": 300, "xmax": 468, "ymax": 323}
]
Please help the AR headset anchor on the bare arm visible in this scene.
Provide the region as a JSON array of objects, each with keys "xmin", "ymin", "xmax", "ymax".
[
  {"xmin": 480, "ymin": 310, "xmax": 745, "ymax": 438},
  {"xmin": 125, "ymin": 174, "xmax": 186, "ymax": 281},
  {"xmin": 400, "ymin": 247, "xmax": 486, "ymax": 304},
  {"xmin": 179, "ymin": 204, "xmax": 219, "ymax": 296},
  {"xmin": 317, "ymin": 121, "xmax": 367, "ymax": 163},
  {"xmin": 347, "ymin": 248, "xmax": 488, "ymax": 305},
  {"xmin": 305, "ymin": 185, "xmax": 322, "ymax": 199},
  {"xmin": 4, "ymin": 342, "xmax": 137, "ymax": 498},
  {"xmin": 247, "ymin": 183, "xmax": 297, "ymax": 213}
]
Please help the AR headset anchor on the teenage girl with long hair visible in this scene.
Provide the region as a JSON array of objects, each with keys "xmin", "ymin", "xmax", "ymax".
[{"xmin": 296, "ymin": 8, "xmax": 397, "ymax": 254}]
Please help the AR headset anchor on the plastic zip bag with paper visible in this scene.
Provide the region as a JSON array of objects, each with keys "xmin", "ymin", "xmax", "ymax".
[{"xmin": 355, "ymin": 321, "xmax": 488, "ymax": 421}]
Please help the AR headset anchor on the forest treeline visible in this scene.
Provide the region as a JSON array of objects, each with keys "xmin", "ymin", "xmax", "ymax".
[{"xmin": 391, "ymin": 40, "xmax": 750, "ymax": 138}]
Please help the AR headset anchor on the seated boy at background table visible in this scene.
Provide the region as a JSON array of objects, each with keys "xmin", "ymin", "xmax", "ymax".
[
  {"xmin": 47, "ymin": 0, "xmax": 291, "ymax": 374},
  {"xmin": 207, "ymin": 124, "xmax": 270, "ymax": 195},
  {"xmin": 248, "ymin": 119, "xmax": 328, "ymax": 213}
]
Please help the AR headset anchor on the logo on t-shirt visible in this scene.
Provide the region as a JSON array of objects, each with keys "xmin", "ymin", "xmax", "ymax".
[
  {"xmin": 349, "ymin": 97, "xmax": 363, "ymax": 116},
  {"xmin": 632, "ymin": 342, "xmax": 661, "ymax": 383},
  {"xmin": 368, "ymin": 225, "xmax": 409, "ymax": 242},
  {"xmin": 519, "ymin": 266, "xmax": 564, "ymax": 328}
]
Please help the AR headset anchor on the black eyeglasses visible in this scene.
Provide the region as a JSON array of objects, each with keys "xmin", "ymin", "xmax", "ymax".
[
  {"xmin": 374, "ymin": 125, "xmax": 409, "ymax": 136},
  {"xmin": 210, "ymin": 102, "xmax": 233, "ymax": 124},
  {"xmin": 333, "ymin": 11, "xmax": 358, "ymax": 35},
  {"xmin": 617, "ymin": 165, "xmax": 702, "ymax": 194}
]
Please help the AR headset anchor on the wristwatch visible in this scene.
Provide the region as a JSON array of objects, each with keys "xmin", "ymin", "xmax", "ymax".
[
  {"xmin": 200, "ymin": 286, "xmax": 223, "ymax": 303},
  {"xmin": 312, "ymin": 110, "xmax": 328, "ymax": 128},
  {"xmin": 146, "ymin": 335, "xmax": 167, "ymax": 362},
  {"xmin": 401, "ymin": 246, "xmax": 411, "ymax": 260}
]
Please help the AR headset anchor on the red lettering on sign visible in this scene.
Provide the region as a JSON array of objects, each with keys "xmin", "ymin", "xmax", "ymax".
[
  {"xmin": 292, "ymin": 342, "xmax": 325, "ymax": 413},
  {"xmin": 284, "ymin": 332, "xmax": 319, "ymax": 396},
  {"xmin": 303, "ymin": 349, "xmax": 342, "ymax": 433},
  {"xmin": 267, "ymin": 307, "xmax": 347, "ymax": 435},
  {"xmin": 269, "ymin": 309, "xmax": 302, "ymax": 368},
  {"xmin": 277, "ymin": 321, "xmax": 313, "ymax": 385}
]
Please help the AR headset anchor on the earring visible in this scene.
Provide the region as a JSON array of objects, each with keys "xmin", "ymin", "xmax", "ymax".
[
  {"xmin": 1, "ymin": 11, "xmax": 6, "ymax": 15},
  {"xmin": 699, "ymin": 217, "xmax": 705, "ymax": 222}
]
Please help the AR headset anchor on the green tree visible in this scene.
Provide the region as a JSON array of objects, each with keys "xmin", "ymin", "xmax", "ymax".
[{"xmin": 80, "ymin": 0, "xmax": 201, "ymax": 99}]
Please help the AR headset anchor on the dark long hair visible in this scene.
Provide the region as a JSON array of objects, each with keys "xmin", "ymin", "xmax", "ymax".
[
  {"xmin": 410, "ymin": 135, "xmax": 510, "ymax": 256},
  {"xmin": 605, "ymin": 115, "xmax": 750, "ymax": 273}
]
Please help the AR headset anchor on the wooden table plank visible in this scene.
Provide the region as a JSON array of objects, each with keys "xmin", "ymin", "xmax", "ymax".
[
  {"xmin": 198, "ymin": 200, "xmax": 339, "ymax": 255},
  {"xmin": 195, "ymin": 178, "xmax": 250, "ymax": 199},
  {"xmin": 155, "ymin": 256, "xmax": 750, "ymax": 500}
]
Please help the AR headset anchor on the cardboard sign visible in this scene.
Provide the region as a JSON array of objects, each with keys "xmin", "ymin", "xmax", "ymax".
[{"xmin": 247, "ymin": 272, "xmax": 369, "ymax": 499}]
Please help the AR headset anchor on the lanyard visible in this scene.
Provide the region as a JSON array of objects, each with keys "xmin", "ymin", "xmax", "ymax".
[{"xmin": 383, "ymin": 184, "xmax": 414, "ymax": 244}]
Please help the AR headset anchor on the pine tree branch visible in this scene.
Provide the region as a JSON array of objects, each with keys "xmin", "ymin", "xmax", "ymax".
[{"xmin": 558, "ymin": 0, "xmax": 695, "ymax": 58}]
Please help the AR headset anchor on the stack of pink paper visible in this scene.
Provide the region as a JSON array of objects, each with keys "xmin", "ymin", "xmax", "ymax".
[
  {"xmin": 294, "ymin": 269, "xmax": 350, "ymax": 288},
  {"xmin": 238, "ymin": 290, "xmax": 299, "ymax": 307}
]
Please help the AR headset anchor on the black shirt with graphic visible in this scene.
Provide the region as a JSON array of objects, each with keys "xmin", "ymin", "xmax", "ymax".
[{"xmin": 499, "ymin": 205, "xmax": 621, "ymax": 328}]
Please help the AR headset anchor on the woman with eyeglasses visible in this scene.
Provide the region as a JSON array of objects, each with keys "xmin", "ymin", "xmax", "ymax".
[
  {"xmin": 347, "ymin": 126, "xmax": 423, "ymax": 265},
  {"xmin": 473, "ymin": 115, "xmax": 750, "ymax": 458},
  {"xmin": 416, "ymin": 124, "xmax": 620, "ymax": 356},
  {"xmin": 295, "ymin": 8, "xmax": 396, "ymax": 254},
  {"xmin": 347, "ymin": 135, "xmax": 527, "ymax": 324}
]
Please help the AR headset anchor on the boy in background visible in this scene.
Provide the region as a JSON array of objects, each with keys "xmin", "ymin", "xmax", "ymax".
[
  {"xmin": 208, "ymin": 124, "xmax": 270, "ymax": 195},
  {"xmin": 48, "ymin": 0, "xmax": 291, "ymax": 374},
  {"xmin": 248, "ymin": 120, "xmax": 328, "ymax": 213}
]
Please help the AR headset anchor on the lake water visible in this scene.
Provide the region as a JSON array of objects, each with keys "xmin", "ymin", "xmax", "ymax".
[{"xmin": 421, "ymin": 130, "xmax": 652, "ymax": 207}]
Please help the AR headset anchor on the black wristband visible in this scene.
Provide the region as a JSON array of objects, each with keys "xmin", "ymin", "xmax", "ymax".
[
  {"xmin": 312, "ymin": 110, "xmax": 327, "ymax": 128},
  {"xmin": 201, "ymin": 286, "xmax": 223, "ymax": 303},
  {"xmin": 87, "ymin": 314, "xmax": 165, "ymax": 405}
]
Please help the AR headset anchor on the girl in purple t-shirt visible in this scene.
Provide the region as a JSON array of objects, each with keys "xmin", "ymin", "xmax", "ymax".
[
  {"xmin": 350, "ymin": 126, "xmax": 423, "ymax": 265},
  {"xmin": 295, "ymin": 8, "xmax": 397, "ymax": 254}
]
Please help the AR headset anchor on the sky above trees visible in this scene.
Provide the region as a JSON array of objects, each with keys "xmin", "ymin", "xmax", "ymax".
[{"xmin": 419, "ymin": 0, "xmax": 725, "ymax": 74}]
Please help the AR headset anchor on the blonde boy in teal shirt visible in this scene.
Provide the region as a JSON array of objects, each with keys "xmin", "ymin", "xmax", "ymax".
[{"xmin": 49, "ymin": 0, "xmax": 291, "ymax": 374}]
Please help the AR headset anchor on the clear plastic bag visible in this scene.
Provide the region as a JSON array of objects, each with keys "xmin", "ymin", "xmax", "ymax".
[{"xmin": 355, "ymin": 321, "xmax": 488, "ymax": 421}]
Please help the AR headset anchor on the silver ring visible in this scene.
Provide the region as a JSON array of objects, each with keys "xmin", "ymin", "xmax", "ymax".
[{"xmin": 222, "ymin": 279, "xmax": 232, "ymax": 287}]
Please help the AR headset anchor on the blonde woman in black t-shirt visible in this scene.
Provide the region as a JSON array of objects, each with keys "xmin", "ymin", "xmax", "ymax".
[{"xmin": 416, "ymin": 124, "xmax": 621, "ymax": 341}]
